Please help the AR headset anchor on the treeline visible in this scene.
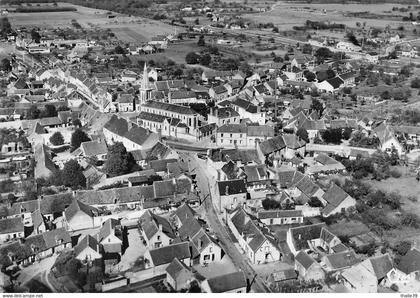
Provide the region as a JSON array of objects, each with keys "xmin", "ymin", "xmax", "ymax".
[
  {"xmin": 293, "ymin": 20, "xmax": 345, "ymax": 31},
  {"xmin": 15, "ymin": 6, "xmax": 76, "ymax": 13},
  {"xmin": 285, "ymin": 0, "xmax": 416, "ymax": 3},
  {"xmin": 4, "ymin": 0, "xmax": 154, "ymax": 14}
]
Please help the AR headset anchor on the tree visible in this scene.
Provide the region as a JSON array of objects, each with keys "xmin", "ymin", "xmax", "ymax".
[
  {"xmin": 311, "ymin": 98, "xmax": 324, "ymax": 117},
  {"xmin": 302, "ymin": 43, "xmax": 312, "ymax": 54},
  {"xmin": 197, "ymin": 35, "xmax": 205, "ymax": 46},
  {"xmin": 70, "ymin": 129, "xmax": 90, "ymax": 151},
  {"xmin": 0, "ymin": 17, "xmax": 11, "ymax": 38},
  {"xmin": 72, "ymin": 119, "xmax": 82, "ymax": 127},
  {"xmin": 321, "ymin": 128, "xmax": 343, "ymax": 144},
  {"xmin": 27, "ymin": 105, "xmax": 41, "ymax": 119},
  {"xmin": 308, "ymin": 196, "xmax": 323, "ymax": 207},
  {"xmin": 314, "ymin": 47, "xmax": 331, "ymax": 62},
  {"xmin": 199, "ymin": 53, "xmax": 211, "ymax": 66},
  {"xmin": 31, "ymin": 29, "xmax": 41, "ymax": 43},
  {"xmin": 411, "ymin": 77, "xmax": 420, "ymax": 88},
  {"xmin": 61, "ymin": 159, "xmax": 86, "ymax": 189},
  {"xmin": 346, "ymin": 31, "xmax": 360, "ymax": 46},
  {"xmin": 304, "ymin": 71, "xmax": 316, "ymax": 82},
  {"xmin": 394, "ymin": 240, "xmax": 411, "ymax": 256},
  {"xmin": 147, "ymin": 174, "xmax": 163, "ymax": 184},
  {"xmin": 185, "ymin": 52, "xmax": 200, "ymax": 64},
  {"xmin": 401, "ymin": 213, "xmax": 419, "ymax": 228},
  {"xmin": 105, "ymin": 142, "xmax": 136, "ymax": 177},
  {"xmin": 262, "ymin": 198, "xmax": 280, "ymax": 210},
  {"xmin": 194, "ymin": 18, "xmax": 199, "ymax": 25},
  {"xmin": 0, "ymin": 58, "xmax": 11, "ymax": 72},
  {"xmin": 49, "ymin": 132, "xmax": 64, "ymax": 146},
  {"xmin": 296, "ymin": 128, "xmax": 309, "ymax": 143},
  {"xmin": 41, "ymin": 104, "xmax": 57, "ymax": 118},
  {"xmin": 114, "ymin": 45, "xmax": 126, "ymax": 55}
]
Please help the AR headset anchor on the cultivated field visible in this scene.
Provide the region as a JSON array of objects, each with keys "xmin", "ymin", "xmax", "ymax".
[
  {"xmin": 2, "ymin": 2, "xmax": 175, "ymax": 42},
  {"xmin": 243, "ymin": 1, "xmax": 410, "ymax": 31}
]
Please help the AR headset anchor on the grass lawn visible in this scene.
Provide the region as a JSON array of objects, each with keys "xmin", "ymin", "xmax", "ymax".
[
  {"xmin": 368, "ymin": 176, "xmax": 420, "ymax": 215},
  {"xmin": 328, "ymin": 219, "xmax": 370, "ymax": 238}
]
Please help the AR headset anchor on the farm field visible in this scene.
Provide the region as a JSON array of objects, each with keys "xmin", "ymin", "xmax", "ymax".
[
  {"xmin": 243, "ymin": 1, "xmax": 410, "ymax": 31},
  {"xmin": 2, "ymin": 3, "xmax": 176, "ymax": 42}
]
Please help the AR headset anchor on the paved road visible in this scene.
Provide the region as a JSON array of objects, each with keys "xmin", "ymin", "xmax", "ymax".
[{"xmin": 182, "ymin": 152, "xmax": 271, "ymax": 293}]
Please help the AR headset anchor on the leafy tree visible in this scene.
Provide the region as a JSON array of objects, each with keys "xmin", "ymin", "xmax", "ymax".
[
  {"xmin": 0, "ymin": 58, "xmax": 11, "ymax": 72},
  {"xmin": 72, "ymin": 119, "xmax": 82, "ymax": 127},
  {"xmin": 302, "ymin": 43, "xmax": 312, "ymax": 54},
  {"xmin": 401, "ymin": 213, "xmax": 419, "ymax": 228},
  {"xmin": 310, "ymin": 98, "xmax": 324, "ymax": 117},
  {"xmin": 185, "ymin": 52, "xmax": 200, "ymax": 64},
  {"xmin": 114, "ymin": 45, "xmax": 126, "ymax": 55},
  {"xmin": 262, "ymin": 198, "xmax": 281, "ymax": 210},
  {"xmin": 411, "ymin": 77, "xmax": 420, "ymax": 88},
  {"xmin": 296, "ymin": 128, "xmax": 309, "ymax": 143},
  {"xmin": 0, "ymin": 17, "xmax": 12, "ymax": 38},
  {"xmin": 199, "ymin": 53, "xmax": 211, "ymax": 66},
  {"xmin": 197, "ymin": 35, "xmax": 205, "ymax": 46},
  {"xmin": 49, "ymin": 132, "xmax": 64, "ymax": 146},
  {"xmin": 321, "ymin": 128, "xmax": 343, "ymax": 144},
  {"xmin": 27, "ymin": 105, "xmax": 41, "ymax": 119},
  {"xmin": 342, "ymin": 127, "xmax": 353, "ymax": 140},
  {"xmin": 147, "ymin": 174, "xmax": 163, "ymax": 185},
  {"xmin": 31, "ymin": 29, "xmax": 41, "ymax": 43},
  {"xmin": 41, "ymin": 104, "xmax": 57, "ymax": 118},
  {"xmin": 308, "ymin": 196, "xmax": 323, "ymax": 207},
  {"xmin": 70, "ymin": 129, "xmax": 90, "ymax": 151},
  {"xmin": 194, "ymin": 18, "xmax": 199, "ymax": 25},
  {"xmin": 304, "ymin": 70, "xmax": 316, "ymax": 82},
  {"xmin": 346, "ymin": 31, "xmax": 360, "ymax": 46},
  {"xmin": 61, "ymin": 159, "xmax": 86, "ymax": 189},
  {"xmin": 105, "ymin": 142, "xmax": 136, "ymax": 177},
  {"xmin": 314, "ymin": 47, "xmax": 331, "ymax": 63},
  {"xmin": 393, "ymin": 240, "xmax": 412, "ymax": 256}
]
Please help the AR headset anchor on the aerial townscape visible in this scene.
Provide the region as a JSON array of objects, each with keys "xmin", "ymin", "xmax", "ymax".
[{"xmin": 0, "ymin": 0, "xmax": 419, "ymax": 294}]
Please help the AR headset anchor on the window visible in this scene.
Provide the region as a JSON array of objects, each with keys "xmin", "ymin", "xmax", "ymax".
[
  {"xmin": 239, "ymin": 134, "xmax": 242, "ymax": 138},
  {"xmin": 157, "ymin": 235, "xmax": 160, "ymax": 240},
  {"xmin": 209, "ymin": 247, "xmax": 213, "ymax": 253},
  {"xmin": 230, "ymin": 134, "xmax": 232, "ymax": 137},
  {"xmin": 221, "ymin": 133, "xmax": 224, "ymax": 137},
  {"xmin": 204, "ymin": 255, "xmax": 210, "ymax": 260},
  {"xmin": 230, "ymin": 140, "xmax": 232, "ymax": 144}
]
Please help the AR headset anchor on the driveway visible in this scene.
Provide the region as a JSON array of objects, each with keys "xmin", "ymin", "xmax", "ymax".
[
  {"xmin": 118, "ymin": 228, "xmax": 147, "ymax": 272},
  {"xmin": 18, "ymin": 254, "xmax": 58, "ymax": 286}
]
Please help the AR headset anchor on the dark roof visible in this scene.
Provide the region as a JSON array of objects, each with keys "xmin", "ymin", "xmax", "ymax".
[
  {"xmin": 74, "ymin": 234, "xmax": 99, "ymax": 257},
  {"xmin": 98, "ymin": 218, "xmax": 120, "ymax": 242},
  {"xmin": 217, "ymin": 179, "xmax": 247, "ymax": 196},
  {"xmin": 143, "ymin": 101, "xmax": 196, "ymax": 115},
  {"xmin": 0, "ymin": 217, "xmax": 24, "ymax": 234},
  {"xmin": 174, "ymin": 203, "xmax": 196, "ymax": 224},
  {"xmin": 258, "ymin": 136, "xmax": 286, "ymax": 155},
  {"xmin": 64, "ymin": 199, "xmax": 97, "ymax": 221},
  {"xmin": 324, "ymin": 251, "xmax": 359, "ymax": 270},
  {"xmin": 217, "ymin": 124, "xmax": 247, "ymax": 134},
  {"xmin": 81, "ymin": 140, "xmax": 107, "ymax": 157},
  {"xmin": 278, "ymin": 170, "xmax": 304, "ymax": 188},
  {"xmin": 147, "ymin": 142, "xmax": 173, "ymax": 160},
  {"xmin": 104, "ymin": 115, "xmax": 129, "ymax": 137},
  {"xmin": 205, "ymin": 271, "xmax": 247, "ymax": 293},
  {"xmin": 139, "ymin": 210, "xmax": 175, "ymax": 241},
  {"xmin": 295, "ymin": 250, "xmax": 316, "ymax": 270},
  {"xmin": 294, "ymin": 175, "xmax": 321, "ymax": 198},
  {"xmin": 326, "ymin": 76, "xmax": 344, "ymax": 89},
  {"xmin": 257, "ymin": 210, "xmax": 303, "ymax": 219},
  {"xmin": 149, "ymin": 158, "xmax": 178, "ymax": 172},
  {"xmin": 367, "ymin": 254, "xmax": 393, "ymax": 280},
  {"xmin": 397, "ymin": 248, "xmax": 420, "ymax": 275},
  {"xmin": 289, "ymin": 223, "xmax": 326, "ymax": 251},
  {"xmin": 123, "ymin": 125, "xmax": 153, "ymax": 146},
  {"xmin": 148, "ymin": 241, "xmax": 190, "ymax": 266},
  {"xmin": 165, "ymin": 257, "xmax": 192, "ymax": 279},
  {"xmin": 322, "ymin": 184, "xmax": 352, "ymax": 215}
]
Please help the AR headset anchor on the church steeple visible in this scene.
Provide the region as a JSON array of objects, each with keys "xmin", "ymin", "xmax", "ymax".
[
  {"xmin": 139, "ymin": 62, "xmax": 150, "ymax": 104},
  {"xmin": 141, "ymin": 62, "xmax": 148, "ymax": 90}
]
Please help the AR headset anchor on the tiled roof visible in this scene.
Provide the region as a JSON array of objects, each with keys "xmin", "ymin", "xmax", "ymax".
[
  {"xmin": 257, "ymin": 209, "xmax": 303, "ymax": 219},
  {"xmin": 217, "ymin": 179, "xmax": 247, "ymax": 196},
  {"xmin": 205, "ymin": 271, "xmax": 247, "ymax": 293},
  {"xmin": 143, "ymin": 101, "xmax": 196, "ymax": 115},
  {"xmin": 148, "ymin": 241, "xmax": 190, "ymax": 266},
  {"xmin": 295, "ymin": 250, "xmax": 316, "ymax": 270},
  {"xmin": 397, "ymin": 248, "xmax": 420, "ymax": 275}
]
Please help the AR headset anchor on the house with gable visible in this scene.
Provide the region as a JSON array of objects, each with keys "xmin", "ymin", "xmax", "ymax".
[
  {"xmin": 143, "ymin": 241, "xmax": 191, "ymax": 272},
  {"xmin": 97, "ymin": 218, "xmax": 123, "ymax": 254},
  {"xmin": 228, "ymin": 207, "xmax": 282, "ymax": 265},
  {"xmin": 295, "ymin": 250, "xmax": 325, "ymax": 282},
  {"xmin": 201, "ymin": 271, "xmax": 247, "ymax": 293},
  {"xmin": 139, "ymin": 210, "xmax": 176, "ymax": 249},
  {"xmin": 74, "ymin": 234, "xmax": 102, "ymax": 262},
  {"xmin": 286, "ymin": 223, "xmax": 341, "ymax": 255},
  {"xmin": 215, "ymin": 179, "xmax": 248, "ymax": 212},
  {"xmin": 373, "ymin": 122, "xmax": 404, "ymax": 156},
  {"xmin": 64, "ymin": 199, "xmax": 98, "ymax": 231},
  {"xmin": 386, "ymin": 248, "xmax": 420, "ymax": 284},
  {"xmin": 166, "ymin": 257, "xmax": 195, "ymax": 291},
  {"xmin": 321, "ymin": 184, "xmax": 356, "ymax": 217}
]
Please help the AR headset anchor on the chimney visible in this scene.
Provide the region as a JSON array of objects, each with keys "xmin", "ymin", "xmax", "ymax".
[
  {"xmin": 215, "ymin": 107, "xmax": 218, "ymax": 117},
  {"xmin": 172, "ymin": 177, "xmax": 176, "ymax": 185},
  {"xmin": 225, "ymin": 185, "xmax": 229, "ymax": 196},
  {"xmin": 158, "ymin": 224, "xmax": 163, "ymax": 231},
  {"xmin": 168, "ymin": 92, "xmax": 171, "ymax": 103},
  {"xmin": 198, "ymin": 239, "xmax": 203, "ymax": 250},
  {"xmin": 298, "ymin": 234, "xmax": 302, "ymax": 240}
]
